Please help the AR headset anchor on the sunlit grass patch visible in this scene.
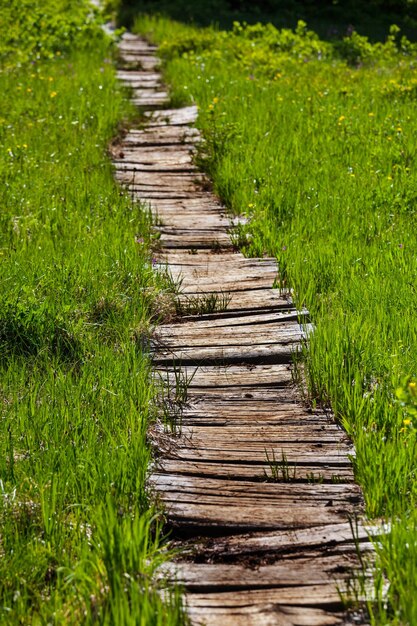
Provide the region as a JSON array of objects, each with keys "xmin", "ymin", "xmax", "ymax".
[{"xmin": 0, "ymin": 5, "xmax": 187, "ymax": 623}]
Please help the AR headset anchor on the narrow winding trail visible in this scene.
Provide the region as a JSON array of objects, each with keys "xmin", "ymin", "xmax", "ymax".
[{"xmin": 114, "ymin": 32, "xmax": 371, "ymax": 626}]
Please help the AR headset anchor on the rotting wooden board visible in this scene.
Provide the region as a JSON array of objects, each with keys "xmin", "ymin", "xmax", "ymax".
[
  {"xmin": 167, "ymin": 555, "xmax": 358, "ymax": 590},
  {"xmin": 118, "ymin": 39, "xmax": 158, "ymax": 51},
  {"xmin": 184, "ymin": 388, "xmax": 305, "ymax": 403},
  {"xmin": 185, "ymin": 585, "xmax": 346, "ymax": 607},
  {"xmin": 158, "ymin": 254, "xmax": 276, "ymax": 268},
  {"xmin": 154, "ymin": 325, "xmax": 306, "ymax": 349},
  {"xmin": 168, "ymin": 276, "xmax": 284, "ymax": 293},
  {"xmin": 118, "ymin": 36, "xmax": 157, "ymax": 52},
  {"xmin": 177, "ymin": 414, "xmax": 341, "ymax": 428},
  {"xmin": 158, "ymin": 314, "xmax": 302, "ymax": 334},
  {"xmin": 122, "ymin": 126, "xmax": 200, "ymax": 146},
  {"xmin": 159, "ymin": 235, "xmax": 233, "ymax": 250},
  {"xmin": 176, "ymin": 410, "xmax": 338, "ymax": 427},
  {"xmin": 114, "ymin": 158, "xmax": 196, "ymax": 172},
  {"xmin": 166, "ymin": 272, "xmax": 278, "ymax": 291},
  {"xmin": 158, "ymin": 310, "xmax": 305, "ymax": 329},
  {"xmin": 116, "ymin": 70, "xmax": 161, "ymax": 84},
  {"xmin": 156, "ymin": 214, "xmax": 231, "ymax": 229},
  {"xmin": 119, "ymin": 55, "xmax": 161, "ymax": 70},
  {"xmin": 115, "ymin": 170, "xmax": 206, "ymax": 188},
  {"xmin": 152, "ymin": 475, "xmax": 362, "ymax": 501},
  {"xmin": 134, "ymin": 190, "xmax": 211, "ymax": 200},
  {"xmin": 149, "ymin": 198, "xmax": 227, "ymax": 212},
  {"xmin": 155, "ymin": 446, "xmax": 354, "ymax": 465},
  {"xmin": 115, "ymin": 145, "xmax": 196, "ymax": 160},
  {"xmin": 123, "ymin": 79, "xmax": 162, "ymax": 89},
  {"xmin": 156, "ymin": 501, "xmax": 359, "ymax": 531},
  {"xmin": 117, "ymin": 145, "xmax": 196, "ymax": 157},
  {"xmin": 132, "ymin": 95, "xmax": 170, "ymax": 107},
  {"xmin": 153, "ymin": 341, "xmax": 299, "ymax": 365},
  {"xmin": 185, "ymin": 605, "xmax": 346, "ymax": 626},
  {"xmin": 144, "ymin": 105, "xmax": 198, "ymax": 126},
  {"xmin": 174, "ymin": 424, "xmax": 348, "ymax": 442},
  {"xmin": 184, "ymin": 521, "xmax": 375, "ymax": 559},
  {"xmin": 175, "ymin": 288, "xmax": 292, "ymax": 312},
  {"xmin": 155, "ymin": 363, "xmax": 293, "ymax": 387},
  {"xmin": 156, "ymin": 459, "xmax": 355, "ymax": 482}
]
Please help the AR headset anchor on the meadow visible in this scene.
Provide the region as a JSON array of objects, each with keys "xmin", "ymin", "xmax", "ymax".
[
  {"xmin": 0, "ymin": 1, "xmax": 186, "ymax": 623},
  {"xmin": 134, "ymin": 14, "xmax": 417, "ymax": 624}
]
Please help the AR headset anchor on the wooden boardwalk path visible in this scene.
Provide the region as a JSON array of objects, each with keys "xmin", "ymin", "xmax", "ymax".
[{"xmin": 114, "ymin": 32, "xmax": 371, "ymax": 626}]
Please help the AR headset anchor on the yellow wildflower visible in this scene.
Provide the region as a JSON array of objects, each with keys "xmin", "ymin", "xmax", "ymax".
[
  {"xmin": 50, "ymin": 91, "xmax": 58, "ymax": 98},
  {"xmin": 403, "ymin": 419, "xmax": 412, "ymax": 427}
]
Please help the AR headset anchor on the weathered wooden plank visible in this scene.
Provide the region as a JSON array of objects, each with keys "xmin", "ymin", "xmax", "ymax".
[
  {"xmin": 119, "ymin": 34, "xmax": 157, "ymax": 52},
  {"xmin": 155, "ymin": 363, "xmax": 293, "ymax": 387},
  {"xmin": 118, "ymin": 145, "xmax": 196, "ymax": 157},
  {"xmin": 185, "ymin": 585, "xmax": 345, "ymax": 607},
  {"xmin": 149, "ymin": 198, "xmax": 225, "ymax": 212},
  {"xmin": 158, "ymin": 310, "xmax": 305, "ymax": 330},
  {"xmin": 154, "ymin": 329, "xmax": 306, "ymax": 352},
  {"xmin": 159, "ymin": 502, "xmax": 357, "ymax": 530},
  {"xmin": 115, "ymin": 170, "xmax": 206, "ymax": 187},
  {"xmin": 152, "ymin": 475, "xmax": 361, "ymax": 500},
  {"xmin": 116, "ymin": 70, "xmax": 161, "ymax": 84},
  {"xmin": 174, "ymin": 288, "xmax": 292, "ymax": 312},
  {"xmin": 168, "ymin": 554, "xmax": 358, "ymax": 590},
  {"xmin": 144, "ymin": 105, "xmax": 198, "ymax": 126},
  {"xmin": 122, "ymin": 79, "xmax": 163, "ymax": 89},
  {"xmin": 154, "ymin": 445, "xmax": 353, "ymax": 465},
  {"xmin": 156, "ymin": 459, "xmax": 355, "ymax": 482},
  {"xmin": 153, "ymin": 341, "xmax": 299, "ymax": 365},
  {"xmin": 119, "ymin": 55, "xmax": 161, "ymax": 70},
  {"xmin": 156, "ymin": 319, "xmax": 305, "ymax": 341},
  {"xmin": 161, "ymin": 255, "xmax": 277, "ymax": 269},
  {"xmin": 159, "ymin": 235, "xmax": 233, "ymax": 250},
  {"xmin": 174, "ymin": 423, "xmax": 348, "ymax": 442},
  {"xmin": 186, "ymin": 522, "xmax": 375, "ymax": 559},
  {"xmin": 156, "ymin": 214, "xmax": 231, "ymax": 229},
  {"xmin": 135, "ymin": 190, "xmax": 210, "ymax": 200},
  {"xmin": 114, "ymin": 156, "xmax": 196, "ymax": 172},
  {"xmin": 185, "ymin": 605, "xmax": 345, "ymax": 626},
  {"xmin": 122, "ymin": 126, "xmax": 200, "ymax": 146},
  {"xmin": 132, "ymin": 95, "xmax": 170, "ymax": 108},
  {"xmin": 118, "ymin": 44, "xmax": 158, "ymax": 55},
  {"xmin": 172, "ymin": 276, "xmax": 280, "ymax": 293}
]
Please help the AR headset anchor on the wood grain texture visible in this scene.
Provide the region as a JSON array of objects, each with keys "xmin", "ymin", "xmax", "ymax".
[{"xmin": 115, "ymin": 32, "xmax": 370, "ymax": 625}]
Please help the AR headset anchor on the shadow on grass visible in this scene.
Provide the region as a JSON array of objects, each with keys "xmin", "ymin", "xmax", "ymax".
[{"xmin": 117, "ymin": 0, "xmax": 417, "ymax": 41}]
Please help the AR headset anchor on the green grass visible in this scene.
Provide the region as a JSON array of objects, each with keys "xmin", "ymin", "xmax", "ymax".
[
  {"xmin": 135, "ymin": 14, "xmax": 417, "ymax": 624},
  {"xmin": 0, "ymin": 3, "xmax": 187, "ymax": 623}
]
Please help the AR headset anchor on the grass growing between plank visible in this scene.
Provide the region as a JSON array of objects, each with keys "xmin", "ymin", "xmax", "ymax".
[
  {"xmin": 0, "ymin": 3, "xmax": 187, "ymax": 623},
  {"xmin": 135, "ymin": 14, "xmax": 417, "ymax": 624}
]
